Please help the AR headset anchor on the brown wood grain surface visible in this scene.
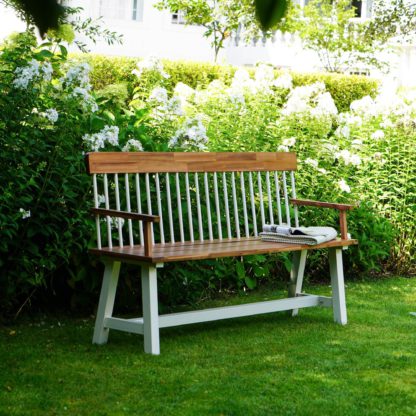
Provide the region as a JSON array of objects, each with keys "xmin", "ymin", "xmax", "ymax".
[
  {"xmin": 89, "ymin": 237, "xmax": 358, "ymax": 264},
  {"xmin": 86, "ymin": 152, "xmax": 297, "ymax": 174},
  {"xmin": 290, "ymin": 198, "xmax": 356, "ymax": 211}
]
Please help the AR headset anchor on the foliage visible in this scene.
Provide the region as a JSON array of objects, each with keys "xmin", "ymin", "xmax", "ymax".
[
  {"xmin": 0, "ymin": 37, "xmax": 412, "ymax": 317},
  {"xmin": 284, "ymin": 0, "xmax": 416, "ymax": 73},
  {"xmin": 0, "ymin": 31, "xmax": 102, "ymax": 314},
  {"xmin": 78, "ymin": 53, "xmax": 378, "ymax": 112}
]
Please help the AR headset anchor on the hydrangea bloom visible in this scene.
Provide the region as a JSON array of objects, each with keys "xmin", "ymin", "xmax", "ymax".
[
  {"xmin": 122, "ymin": 139, "xmax": 144, "ymax": 152},
  {"xmin": 335, "ymin": 149, "xmax": 361, "ymax": 166},
  {"xmin": 83, "ymin": 125, "xmax": 119, "ymax": 151},
  {"xmin": 273, "ymin": 73, "xmax": 293, "ymax": 90},
  {"xmin": 169, "ymin": 116, "xmax": 208, "ymax": 150},
  {"xmin": 43, "ymin": 108, "xmax": 59, "ymax": 123},
  {"xmin": 132, "ymin": 56, "xmax": 169, "ymax": 79},
  {"xmin": 62, "ymin": 62, "xmax": 91, "ymax": 89},
  {"xmin": 371, "ymin": 130, "xmax": 385, "ymax": 140},
  {"xmin": 338, "ymin": 179, "xmax": 351, "ymax": 193}
]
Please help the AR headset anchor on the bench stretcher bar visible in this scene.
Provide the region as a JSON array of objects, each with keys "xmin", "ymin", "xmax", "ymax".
[{"xmin": 104, "ymin": 294, "xmax": 332, "ymax": 334}]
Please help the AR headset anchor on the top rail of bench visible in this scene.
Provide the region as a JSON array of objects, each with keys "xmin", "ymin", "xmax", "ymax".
[{"xmin": 86, "ymin": 152, "xmax": 297, "ymax": 174}]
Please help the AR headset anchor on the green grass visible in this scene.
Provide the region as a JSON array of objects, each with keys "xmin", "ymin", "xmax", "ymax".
[{"xmin": 1, "ymin": 276, "xmax": 416, "ymax": 416}]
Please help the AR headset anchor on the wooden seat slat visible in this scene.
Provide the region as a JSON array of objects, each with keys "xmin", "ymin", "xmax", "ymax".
[{"xmin": 90, "ymin": 237, "xmax": 357, "ymax": 263}]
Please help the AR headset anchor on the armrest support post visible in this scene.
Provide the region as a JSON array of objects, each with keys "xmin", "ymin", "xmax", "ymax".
[
  {"xmin": 143, "ymin": 222, "xmax": 153, "ymax": 257},
  {"xmin": 339, "ymin": 211, "xmax": 348, "ymax": 240},
  {"xmin": 290, "ymin": 198, "xmax": 356, "ymax": 240}
]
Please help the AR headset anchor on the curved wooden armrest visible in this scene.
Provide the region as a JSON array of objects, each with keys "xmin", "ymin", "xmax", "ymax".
[
  {"xmin": 91, "ymin": 208, "xmax": 160, "ymax": 223},
  {"xmin": 289, "ymin": 199, "xmax": 356, "ymax": 211},
  {"xmin": 290, "ymin": 199, "xmax": 357, "ymax": 241},
  {"xmin": 91, "ymin": 208, "xmax": 159, "ymax": 256}
]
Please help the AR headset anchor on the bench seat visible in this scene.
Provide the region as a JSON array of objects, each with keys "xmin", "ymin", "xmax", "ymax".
[{"xmin": 90, "ymin": 237, "xmax": 358, "ymax": 264}]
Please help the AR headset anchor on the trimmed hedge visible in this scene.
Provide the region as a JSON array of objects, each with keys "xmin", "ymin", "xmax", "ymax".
[{"xmin": 73, "ymin": 54, "xmax": 379, "ymax": 112}]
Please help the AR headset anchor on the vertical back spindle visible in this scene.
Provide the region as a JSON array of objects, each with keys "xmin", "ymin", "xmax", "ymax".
[
  {"xmin": 223, "ymin": 172, "xmax": 232, "ymax": 239},
  {"xmin": 165, "ymin": 173, "xmax": 175, "ymax": 243},
  {"xmin": 231, "ymin": 172, "xmax": 240, "ymax": 238},
  {"xmin": 282, "ymin": 171, "xmax": 291, "ymax": 227},
  {"xmin": 195, "ymin": 173, "xmax": 203, "ymax": 241},
  {"xmin": 114, "ymin": 174, "xmax": 124, "ymax": 247},
  {"xmin": 249, "ymin": 172, "xmax": 258, "ymax": 237},
  {"xmin": 240, "ymin": 172, "xmax": 249, "ymax": 237},
  {"xmin": 266, "ymin": 172, "xmax": 274, "ymax": 225},
  {"xmin": 274, "ymin": 172, "xmax": 283, "ymax": 225},
  {"xmin": 125, "ymin": 174, "xmax": 134, "ymax": 246},
  {"xmin": 145, "ymin": 173, "xmax": 154, "ymax": 244},
  {"xmin": 175, "ymin": 173, "xmax": 185, "ymax": 242},
  {"xmin": 213, "ymin": 172, "xmax": 222, "ymax": 240},
  {"xmin": 135, "ymin": 173, "xmax": 144, "ymax": 245},
  {"xmin": 103, "ymin": 173, "xmax": 112, "ymax": 249},
  {"xmin": 204, "ymin": 173, "xmax": 213, "ymax": 240},
  {"xmin": 185, "ymin": 173, "xmax": 194, "ymax": 242},
  {"xmin": 155, "ymin": 173, "xmax": 165, "ymax": 244},
  {"xmin": 257, "ymin": 172, "xmax": 266, "ymax": 228},
  {"xmin": 93, "ymin": 174, "xmax": 102, "ymax": 249},
  {"xmin": 290, "ymin": 171, "xmax": 299, "ymax": 228}
]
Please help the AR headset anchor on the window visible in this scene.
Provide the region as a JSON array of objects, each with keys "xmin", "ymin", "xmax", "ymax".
[
  {"xmin": 99, "ymin": 0, "xmax": 144, "ymax": 22},
  {"xmin": 171, "ymin": 11, "xmax": 186, "ymax": 24}
]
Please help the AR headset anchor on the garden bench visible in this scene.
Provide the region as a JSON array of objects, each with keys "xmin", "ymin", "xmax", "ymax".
[{"xmin": 86, "ymin": 152, "xmax": 357, "ymax": 355}]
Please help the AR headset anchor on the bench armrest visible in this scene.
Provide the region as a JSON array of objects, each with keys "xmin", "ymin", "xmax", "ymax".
[
  {"xmin": 91, "ymin": 208, "xmax": 159, "ymax": 257},
  {"xmin": 91, "ymin": 208, "xmax": 160, "ymax": 223},
  {"xmin": 289, "ymin": 199, "xmax": 356, "ymax": 211},
  {"xmin": 289, "ymin": 199, "xmax": 357, "ymax": 240}
]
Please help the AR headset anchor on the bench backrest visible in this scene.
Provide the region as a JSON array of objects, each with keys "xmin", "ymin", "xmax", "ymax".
[{"xmin": 86, "ymin": 152, "xmax": 299, "ymax": 249}]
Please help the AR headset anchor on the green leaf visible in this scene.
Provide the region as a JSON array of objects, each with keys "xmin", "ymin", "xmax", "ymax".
[
  {"xmin": 255, "ymin": 0, "xmax": 288, "ymax": 31},
  {"xmin": 236, "ymin": 261, "xmax": 245, "ymax": 280}
]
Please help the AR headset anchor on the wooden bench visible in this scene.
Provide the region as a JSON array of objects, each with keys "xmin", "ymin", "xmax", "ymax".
[{"xmin": 86, "ymin": 152, "xmax": 357, "ymax": 355}]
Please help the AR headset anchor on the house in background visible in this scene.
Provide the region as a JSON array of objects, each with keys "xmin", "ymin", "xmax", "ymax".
[{"xmin": 0, "ymin": 0, "xmax": 415, "ymax": 86}]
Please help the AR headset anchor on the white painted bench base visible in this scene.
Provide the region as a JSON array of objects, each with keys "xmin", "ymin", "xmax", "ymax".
[{"xmin": 92, "ymin": 247, "xmax": 347, "ymax": 355}]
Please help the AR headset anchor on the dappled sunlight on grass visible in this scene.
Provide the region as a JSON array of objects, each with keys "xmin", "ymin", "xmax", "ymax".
[{"xmin": 1, "ymin": 277, "xmax": 416, "ymax": 415}]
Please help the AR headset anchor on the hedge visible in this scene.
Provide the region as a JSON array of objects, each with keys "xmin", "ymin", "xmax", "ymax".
[{"xmin": 72, "ymin": 54, "xmax": 379, "ymax": 112}]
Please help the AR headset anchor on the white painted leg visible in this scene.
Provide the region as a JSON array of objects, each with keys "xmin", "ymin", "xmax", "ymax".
[
  {"xmin": 288, "ymin": 250, "xmax": 307, "ymax": 316},
  {"xmin": 93, "ymin": 260, "xmax": 121, "ymax": 344},
  {"xmin": 141, "ymin": 265, "xmax": 160, "ymax": 355},
  {"xmin": 329, "ymin": 248, "xmax": 347, "ymax": 325}
]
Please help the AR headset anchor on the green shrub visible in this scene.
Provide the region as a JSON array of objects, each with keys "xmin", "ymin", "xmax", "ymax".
[{"xmin": 74, "ymin": 54, "xmax": 378, "ymax": 111}]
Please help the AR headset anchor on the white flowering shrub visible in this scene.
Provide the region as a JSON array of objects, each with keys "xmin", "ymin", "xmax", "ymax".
[{"xmin": 0, "ymin": 31, "xmax": 110, "ymax": 313}]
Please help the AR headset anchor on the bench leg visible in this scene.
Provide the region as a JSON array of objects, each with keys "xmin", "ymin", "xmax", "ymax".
[
  {"xmin": 329, "ymin": 248, "xmax": 347, "ymax": 325},
  {"xmin": 141, "ymin": 265, "xmax": 160, "ymax": 355},
  {"xmin": 288, "ymin": 250, "xmax": 307, "ymax": 317},
  {"xmin": 93, "ymin": 260, "xmax": 121, "ymax": 344}
]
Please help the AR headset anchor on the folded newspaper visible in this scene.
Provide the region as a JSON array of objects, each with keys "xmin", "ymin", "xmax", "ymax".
[{"xmin": 260, "ymin": 225, "xmax": 338, "ymax": 245}]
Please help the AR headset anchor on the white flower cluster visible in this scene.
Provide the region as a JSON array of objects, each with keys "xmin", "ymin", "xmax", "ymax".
[
  {"xmin": 13, "ymin": 59, "xmax": 53, "ymax": 89},
  {"xmin": 63, "ymin": 62, "xmax": 91, "ymax": 88},
  {"xmin": 338, "ymin": 179, "xmax": 351, "ymax": 193},
  {"xmin": 42, "ymin": 108, "xmax": 59, "ymax": 123},
  {"xmin": 19, "ymin": 208, "xmax": 31, "ymax": 219},
  {"xmin": 169, "ymin": 116, "xmax": 208, "ymax": 151},
  {"xmin": 132, "ymin": 56, "xmax": 169, "ymax": 79},
  {"xmin": 335, "ymin": 149, "xmax": 361, "ymax": 166},
  {"xmin": 282, "ymin": 82, "xmax": 337, "ymax": 117},
  {"xmin": 122, "ymin": 139, "xmax": 144, "ymax": 152},
  {"xmin": 303, "ymin": 158, "xmax": 327, "ymax": 174},
  {"xmin": 62, "ymin": 63, "xmax": 98, "ymax": 113},
  {"xmin": 273, "ymin": 72, "xmax": 293, "ymax": 90},
  {"xmin": 229, "ymin": 66, "xmax": 292, "ymax": 97},
  {"xmin": 277, "ymin": 137, "xmax": 296, "ymax": 152},
  {"xmin": 149, "ymin": 87, "xmax": 184, "ymax": 119},
  {"xmin": 83, "ymin": 125, "xmax": 119, "ymax": 151}
]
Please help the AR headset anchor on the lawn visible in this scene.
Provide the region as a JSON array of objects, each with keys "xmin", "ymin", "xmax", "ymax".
[{"xmin": 1, "ymin": 276, "xmax": 416, "ymax": 416}]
